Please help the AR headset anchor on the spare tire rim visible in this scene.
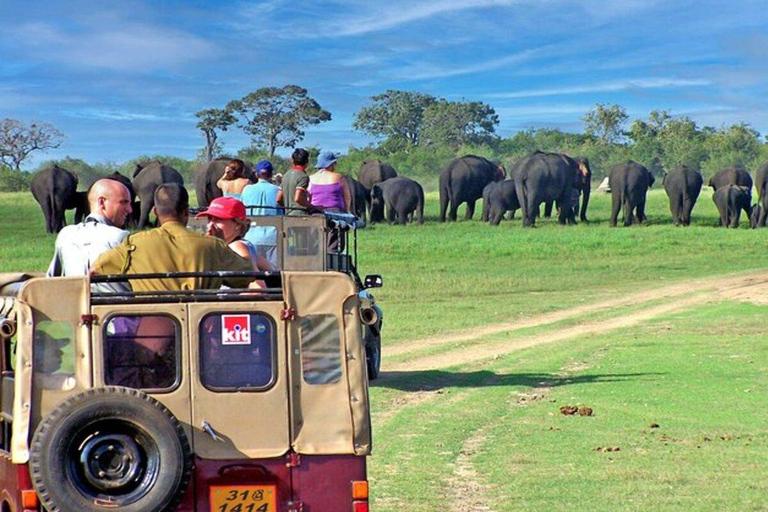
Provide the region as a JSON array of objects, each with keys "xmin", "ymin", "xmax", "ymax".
[
  {"xmin": 80, "ymin": 433, "xmax": 143, "ymax": 490},
  {"xmin": 69, "ymin": 422, "xmax": 161, "ymax": 504}
]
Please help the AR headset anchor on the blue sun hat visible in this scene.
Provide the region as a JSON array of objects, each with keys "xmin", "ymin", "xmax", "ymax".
[{"xmin": 316, "ymin": 151, "xmax": 338, "ymax": 170}]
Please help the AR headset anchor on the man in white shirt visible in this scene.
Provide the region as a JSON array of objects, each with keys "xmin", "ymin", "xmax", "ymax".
[{"xmin": 47, "ymin": 179, "xmax": 133, "ymax": 291}]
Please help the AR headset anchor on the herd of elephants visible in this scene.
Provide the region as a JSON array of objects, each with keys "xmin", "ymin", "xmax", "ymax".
[{"xmin": 27, "ymin": 151, "xmax": 768, "ymax": 234}]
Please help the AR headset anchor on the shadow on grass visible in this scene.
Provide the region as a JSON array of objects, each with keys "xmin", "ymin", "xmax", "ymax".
[{"xmin": 373, "ymin": 369, "xmax": 663, "ymax": 392}]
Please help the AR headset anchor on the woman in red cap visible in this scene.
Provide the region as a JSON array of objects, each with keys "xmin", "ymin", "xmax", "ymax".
[{"xmin": 196, "ymin": 196, "xmax": 274, "ymax": 273}]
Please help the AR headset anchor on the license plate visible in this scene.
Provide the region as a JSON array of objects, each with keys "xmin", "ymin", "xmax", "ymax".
[{"xmin": 210, "ymin": 485, "xmax": 277, "ymax": 512}]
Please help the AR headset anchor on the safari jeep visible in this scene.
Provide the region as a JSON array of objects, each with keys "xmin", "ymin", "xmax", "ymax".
[{"xmin": 0, "ymin": 212, "xmax": 381, "ymax": 511}]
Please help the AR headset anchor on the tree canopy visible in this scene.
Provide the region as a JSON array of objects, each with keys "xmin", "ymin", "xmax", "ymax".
[
  {"xmin": 0, "ymin": 119, "xmax": 64, "ymax": 171},
  {"xmin": 227, "ymin": 85, "xmax": 331, "ymax": 158},
  {"xmin": 195, "ymin": 108, "xmax": 237, "ymax": 162}
]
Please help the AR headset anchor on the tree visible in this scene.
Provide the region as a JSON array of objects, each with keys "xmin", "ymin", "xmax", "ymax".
[
  {"xmin": 0, "ymin": 119, "xmax": 64, "ymax": 171},
  {"xmin": 195, "ymin": 108, "xmax": 237, "ymax": 162},
  {"xmin": 582, "ymin": 103, "xmax": 628, "ymax": 145},
  {"xmin": 353, "ymin": 90, "xmax": 437, "ymax": 152},
  {"xmin": 657, "ymin": 116, "xmax": 707, "ymax": 171},
  {"xmin": 227, "ymin": 85, "xmax": 331, "ymax": 158},
  {"xmin": 421, "ymin": 100, "xmax": 499, "ymax": 149},
  {"xmin": 702, "ymin": 122, "xmax": 762, "ymax": 175}
]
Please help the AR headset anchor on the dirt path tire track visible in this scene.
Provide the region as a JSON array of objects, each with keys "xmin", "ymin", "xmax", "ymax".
[{"xmin": 383, "ymin": 270, "xmax": 768, "ymax": 373}]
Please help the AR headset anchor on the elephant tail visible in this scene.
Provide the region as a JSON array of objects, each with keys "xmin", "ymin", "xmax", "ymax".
[
  {"xmin": 439, "ymin": 170, "xmax": 451, "ymax": 222},
  {"xmin": 417, "ymin": 185, "xmax": 425, "ymax": 224}
]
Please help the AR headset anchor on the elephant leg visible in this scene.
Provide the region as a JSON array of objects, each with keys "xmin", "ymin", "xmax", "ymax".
[
  {"xmin": 623, "ymin": 201, "xmax": 634, "ymax": 226},
  {"xmin": 465, "ymin": 200, "xmax": 476, "ymax": 220},
  {"xmin": 543, "ymin": 200, "xmax": 553, "ymax": 218},
  {"xmin": 138, "ymin": 200, "xmax": 153, "ymax": 229},
  {"xmin": 760, "ymin": 201, "xmax": 768, "ymax": 227},
  {"xmin": 387, "ymin": 204, "xmax": 396, "ymax": 225},
  {"xmin": 637, "ymin": 201, "xmax": 647, "ymax": 223},
  {"xmin": 397, "ymin": 209, "xmax": 408, "ymax": 225},
  {"xmin": 610, "ymin": 196, "xmax": 621, "ymax": 227},
  {"xmin": 448, "ymin": 199, "xmax": 459, "ymax": 222},
  {"xmin": 439, "ymin": 193, "xmax": 449, "ymax": 222},
  {"xmin": 524, "ymin": 201, "xmax": 538, "ymax": 227}
]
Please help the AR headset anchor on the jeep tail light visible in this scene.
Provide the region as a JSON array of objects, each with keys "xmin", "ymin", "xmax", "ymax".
[
  {"xmin": 352, "ymin": 480, "xmax": 369, "ymax": 500},
  {"xmin": 21, "ymin": 489, "xmax": 39, "ymax": 509},
  {"xmin": 353, "ymin": 501, "xmax": 369, "ymax": 512}
]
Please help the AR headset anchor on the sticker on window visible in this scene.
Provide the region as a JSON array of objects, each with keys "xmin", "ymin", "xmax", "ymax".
[{"xmin": 222, "ymin": 314, "xmax": 251, "ymax": 345}]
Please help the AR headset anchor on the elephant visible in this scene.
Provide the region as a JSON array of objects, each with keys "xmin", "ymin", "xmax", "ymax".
[
  {"xmin": 370, "ymin": 177, "xmax": 424, "ymax": 225},
  {"xmin": 439, "ymin": 155, "xmax": 505, "ymax": 222},
  {"xmin": 712, "ymin": 185, "xmax": 751, "ymax": 228},
  {"xmin": 608, "ymin": 161, "xmax": 655, "ymax": 227},
  {"xmin": 542, "ymin": 156, "xmax": 592, "ymax": 222},
  {"xmin": 343, "ymin": 175, "xmax": 369, "ymax": 222},
  {"xmin": 750, "ymin": 203, "xmax": 762, "ymax": 228},
  {"xmin": 662, "ymin": 165, "xmax": 703, "ymax": 226},
  {"xmin": 30, "ymin": 165, "xmax": 88, "ymax": 233},
  {"xmin": 485, "ymin": 180, "xmax": 521, "ymax": 226},
  {"xmin": 357, "ymin": 160, "xmax": 398, "ymax": 218},
  {"xmin": 708, "ymin": 166, "xmax": 752, "ymax": 191},
  {"xmin": 512, "ymin": 151, "xmax": 583, "ymax": 227},
  {"xmin": 195, "ymin": 158, "xmax": 256, "ymax": 208},
  {"xmin": 752, "ymin": 161, "xmax": 768, "ymax": 227},
  {"xmin": 132, "ymin": 161, "xmax": 185, "ymax": 229}
]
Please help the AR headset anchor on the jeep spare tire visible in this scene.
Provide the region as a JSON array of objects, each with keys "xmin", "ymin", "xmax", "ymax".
[{"xmin": 30, "ymin": 386, "xmax": 192, "ymax": 512}]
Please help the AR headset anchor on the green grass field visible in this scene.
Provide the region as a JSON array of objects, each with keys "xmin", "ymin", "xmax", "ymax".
[{"xmin": 2, "ymin": 186, "xmax": 767, "ymax": 510}]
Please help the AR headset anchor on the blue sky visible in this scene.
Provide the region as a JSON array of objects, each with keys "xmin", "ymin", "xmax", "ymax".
[{"xmin": 2, "ymin": 0, "xmax": 767, "ymax": 168}]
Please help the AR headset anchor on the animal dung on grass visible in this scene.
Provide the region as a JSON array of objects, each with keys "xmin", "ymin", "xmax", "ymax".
[{"xmin": 560, "ymin": 405, "xmax": 594, "ymax": 416}]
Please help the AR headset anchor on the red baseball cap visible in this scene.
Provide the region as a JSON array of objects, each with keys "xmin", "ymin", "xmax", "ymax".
[{"xmin": 196, "ymin": 196, "xmax": 246, "ymax": 221}]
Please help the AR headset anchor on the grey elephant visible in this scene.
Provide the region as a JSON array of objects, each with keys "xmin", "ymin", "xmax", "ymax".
[
  {"xmin": 750, "ymin": 203, "xmax": 762, "ymax": 228},
  {"xmin": 542, "ymin": 156, "xmax": 592, "ymax": 222},
  {"xmin": 708, "ymin": 167, "xmax": 752, "ymax": 191},
  {"xmin": 357, "ymin": 160, "xmax": 398, "ymax": 218},
  {"xmin": 713, "ymin": 185, "xmax": 751, "ymax": 228},
  {"xmin": 343, "ymin": 175, "xmax": 369, "ymax": 222},
  {"xmin": 663, "ymin": 165, "xmax": 703, "ymax": 226},
  {"xmin": 30, "ymin": 165, "xmax": 88, "ymax": 233},
  {"xmin": 513, "ymin": 151, "xmax": 583, "ymax": 227},
  {"xmin": 132, "ymin": 161, "xmax": 185, "ymax": 229},
  {"xmin": 485, "ymin": 181, "xmax": 521, "ymax": 226},
  {"xmin": 752, "ymin": 161, "xmax": 768, "ymax": 227},
  {"xmin": 370, "ymin": 177, "xmax": 424, "ymax": 225},
  {"xmin": 440, "ymin": 155, "xmax": 504, "ymax": 222},
  {"xmin": 195, "ymin": 158, "xmax": 256, "ymax": 208},
  {"xmin": 608, "ymin": 161, "xmax": 655, "ymax": 227}
]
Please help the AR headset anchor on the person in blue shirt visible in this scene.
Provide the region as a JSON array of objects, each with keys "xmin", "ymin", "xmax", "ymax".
[{"xmin": 241, "ymin": 161, "xmax": 283, "ymax": 267}]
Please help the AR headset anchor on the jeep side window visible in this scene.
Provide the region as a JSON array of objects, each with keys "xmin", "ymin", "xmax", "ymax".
[
  {"xmin": 103, "ymin": 315, "xmax": 179, "ymax": 391},
  {"xmin": 199, "ymin": 313, "xmax": 275, "ymax": 390},
  {"xmin": 300, "ymin": 315, "xmax": 342, "ymax": 385},
  {"xmin": 34, "ymin": 320, "xmax": 76, "ymax": 391}
]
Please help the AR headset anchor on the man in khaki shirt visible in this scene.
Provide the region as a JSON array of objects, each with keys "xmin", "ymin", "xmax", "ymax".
[{"xmin": 92, "ymin": 183, "xmax": 255, "ymax": 292}]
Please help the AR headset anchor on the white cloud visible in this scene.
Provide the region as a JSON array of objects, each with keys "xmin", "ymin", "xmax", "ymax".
[
  {"xmin": 15, "ymin": 21, "xmax": 216, "ymax": 72},
  {"xmin": 488, "ymin": 78, "xmax": 711, "ymax": 99},
  {"xmin": 393, "ymin": 49, "xmax": 541, "ymax": 81},
  {"xmin": 62, "ymin": 108, "xmax": 172, "ymax": 122}
]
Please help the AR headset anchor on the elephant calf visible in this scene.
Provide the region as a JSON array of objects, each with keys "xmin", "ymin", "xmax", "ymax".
[
  {"xmin": 712, "ymin": 185, "xmax": 751, "ymax": 228},
  {"xmin": 484, "ymin": 181, "xmax": 520, "ymax": 226},
  {"xmin": 370, "ymin": 177, "xmax": 424, "ymax": 225}
]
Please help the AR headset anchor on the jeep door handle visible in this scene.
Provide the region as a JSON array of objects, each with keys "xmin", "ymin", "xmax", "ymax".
[{"xmin": 202, "ymin": 420, "xmax": 222, "ymax": 442}]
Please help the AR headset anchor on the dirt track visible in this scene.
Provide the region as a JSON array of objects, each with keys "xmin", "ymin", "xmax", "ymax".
[
  {"xmin": 374, "ymin": 270, "xmax": 768, "ymax": 512},
  {"xmin": 383, "ymin": 269, "xmax": 768, "ymax": 373}
]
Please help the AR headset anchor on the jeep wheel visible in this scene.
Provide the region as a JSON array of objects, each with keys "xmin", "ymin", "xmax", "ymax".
[
  {"xmin": 30, "ymin": 386, "xmax": 192, "ymax": 512},
  {"xmin": 365, "ymin": 327, "xmax": 382, "ymax": 380}
]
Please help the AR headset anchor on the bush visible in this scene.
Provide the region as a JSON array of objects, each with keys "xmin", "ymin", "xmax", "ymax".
[{"xmin": 0, "ymin": 167, "xmax": 32, "ymax": 192}]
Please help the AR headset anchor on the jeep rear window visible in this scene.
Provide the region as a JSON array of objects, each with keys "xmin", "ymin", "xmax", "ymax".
[
  {"xmin": 286, "ymin": 226, "xmax": 320, "ymax": 256},
  {"xmin": 103, "ymin": 315, "xmax": 179, "ymax": 391},
  {"xmin": 199, "ymin": 313, "xmax": 275, "ymax": 391},
  {"xmin": 300, "ymin": 315, "xmax": 342, "ymax": 385}
]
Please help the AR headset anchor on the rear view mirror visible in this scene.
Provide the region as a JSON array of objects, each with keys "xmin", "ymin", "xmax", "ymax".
[{"xmin": 363, "ymin": 275, "xmax": 383, "ymax": 289}]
